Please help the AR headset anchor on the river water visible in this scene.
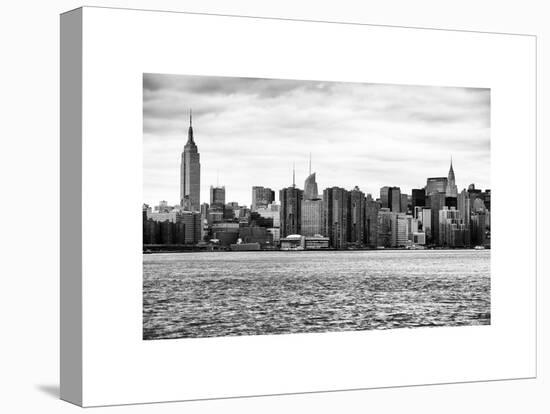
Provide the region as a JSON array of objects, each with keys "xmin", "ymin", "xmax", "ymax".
[{"xmin": 143, "ymin": 250, "xmax": 490, "ymax": 340}]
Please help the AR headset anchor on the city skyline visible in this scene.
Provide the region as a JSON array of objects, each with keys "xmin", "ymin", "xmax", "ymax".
[{"xmin": 143, "ymin": 74, "xmax": 490, "ymax": 208}]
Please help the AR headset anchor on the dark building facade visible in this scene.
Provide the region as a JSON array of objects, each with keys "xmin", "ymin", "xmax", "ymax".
[
  {"xmin": 238, "ymin": 226, "xmax": 273, "ymax": 247},
  {"xmin": 388, "ymin": 186, "xmax": 401, "ymax": 212},
  {"xmin": 411, "ymin": 189, "xmax": 426, "ymax": 212},
  {"xmin": 142, "ymin": 211, "xmax": 201, "ymax": 246},
  {"xmin": 279, "ymin": 186, "xmax": 303, "ymax": 237},
  {"xmin": 323, "ymin": 187, "xmax": 350, "ymax": 249},
  {"xmin": 365, "ymin": 194, "xmax": 380, "ymax": 247},
  {"xmin": 209, "ymin": 185, "xmax": 226, "ymax": 206},
  {"xmin": 178, "ymin": 211, "xmax": 202, "ymax": 244},
  {"xmin": 377, "ymin": 208, "xmax": 394, "ymax": 248},
  {"xmin": 251, "ymin": 186, "xmax": 275, "ymax": 211},
  {"xmin": 380, "ymin": 186, "xmax": 390, "ymax": 208},
  {"xmin": 349, "ymin": 186, "xmax": 366, "ymax": 245}
]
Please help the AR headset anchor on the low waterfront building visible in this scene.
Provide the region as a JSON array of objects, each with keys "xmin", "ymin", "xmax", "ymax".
[
  {"xmin": 230, "ymin": 242, "xmax": 261, "ymax": 251},
  {"xmin": 304, "ymin": 235, "xmax": 330, "ymax": 250},
  {"xmin": 280, "ymin": 234, "xmax": 304, "ymax": 250},
  {"xmin": 279, "ymin": 234, "xmax": 330, "ymax": 250},
  {"xmin": 214, "ymin": 231, "xmax": 239, "ymax": 247},
  {"xmin": 239, "ymin": 226, "xmax": 273, "ymax": 248}
]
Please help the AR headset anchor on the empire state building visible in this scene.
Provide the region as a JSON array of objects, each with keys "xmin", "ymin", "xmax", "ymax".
[{"xmin": 180, "ymin": 110, "xmax": 201, "ymax": 211}]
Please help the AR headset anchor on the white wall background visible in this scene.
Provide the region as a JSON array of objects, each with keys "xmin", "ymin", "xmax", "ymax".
[{"xmin": 0, "ymin": 1, "xmax": 547, "ymax": 413}]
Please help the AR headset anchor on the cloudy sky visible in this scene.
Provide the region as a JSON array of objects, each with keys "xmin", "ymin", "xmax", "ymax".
[{"xmin": 143, "ymin": 73, "xmax": 490, "ymax": 208}]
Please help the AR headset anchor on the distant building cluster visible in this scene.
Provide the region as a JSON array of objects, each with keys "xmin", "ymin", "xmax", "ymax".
[{"xmin": 143, "ymin": 114, "xmax": 491, "ymax": 251}]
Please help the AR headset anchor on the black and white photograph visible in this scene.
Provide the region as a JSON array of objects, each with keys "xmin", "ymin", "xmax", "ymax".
[{"xmin": 142, "ymin": 73, "xmax": 491, "ymax": 340}]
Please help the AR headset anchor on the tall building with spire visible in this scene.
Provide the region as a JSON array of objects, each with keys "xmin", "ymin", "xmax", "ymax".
[
  {"xmin": 301, "ymin": 154, "xmax": 323, "ymax": 236},
  {"xmin": 303, "ymin": 153, "xmax": 319, "ymax": 200},
  {"xmin": 446, "ymin": 157, "xmax": 458, "ymax": 198},
  {"xmin": 280, "ymin": 164, "xmax": 303, "ymax": 237},
  {"xmin": 180, "ymin": 110, "xmax": 201, "ymax": 211}
]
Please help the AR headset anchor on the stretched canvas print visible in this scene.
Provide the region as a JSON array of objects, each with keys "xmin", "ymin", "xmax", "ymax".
[
  {"xmin": 142, "ymin": 74, "xmax": 491, "ymax": 340},
  {"xmin": 61, "ymin": 7, "xmax": 535, "ymax": 407}
]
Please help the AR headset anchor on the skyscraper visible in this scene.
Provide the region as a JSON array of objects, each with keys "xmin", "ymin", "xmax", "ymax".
[
  {"xmin": 438, "ymin": 206, "xmax": 469, "ymax": 247},
  {"xmin": 209, "ymin": 185, "xmax": 225, "ymax": 206},
  {"xmin": 428, "ymin": 192, "xmax": 447, "ymax": 245},
  {"xmin": 349, "ymin": 186, "xmax": 365, "ymax": 245},
  {"xmin": 400, "ymin": 193, "xmax": 409, "ymax": 214},
  {"xmin": 280, "ymin": 166, "xmax": 303, "ymax": 237},
  {"xmin": 251, "ymin": 186, "xmax": 275, "ymax": 211},
  {"xmin": 377, "ymin": 208, "xmax": 394, "ymax": 248},
  {"xmin": 426, "ymin": 177, "xmax": 448, "ymax": 195},
  {"xmin": 180, "ymin": 110, "xmax": 201, "ymax": 211},
  {"xmin": 411, "ymin": 189, "xmax": 426, "ymax": 216},
  {"xmin": 388, "ymin": 186, "xmax": 402, "ymax": 212},
  {"xmin": 380, "ymin": 186, "xmax": 390, "ymax": 208},
  {"xmin": 445, "ymin": 158, "xmax": 458, "ymax": 198},
  {"xmin": 301, "ymin": 156, "xmax": 323, "ymax": 236},
  {"xmin": 303, "ymin": 154, "xmax": 319, "ymax": 200},
  {"xmin": 323, "ymin": 187, "xmax": 350, "ymax": 249},
  {"xmin": 395, "ymin": 213, "xmax": 409, "ymax": 247},
  {"xmin": 457, "ymin": 188, "xmax": 471, "ymax": 227},
  {"xmin": 365, "ymin": 194, "xmax": 380, "ymax": 247}
]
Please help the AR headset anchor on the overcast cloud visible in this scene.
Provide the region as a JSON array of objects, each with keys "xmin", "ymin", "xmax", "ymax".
[{"xmin": 143, "ymin": 73, "xmax": 490, "ymax": 208}]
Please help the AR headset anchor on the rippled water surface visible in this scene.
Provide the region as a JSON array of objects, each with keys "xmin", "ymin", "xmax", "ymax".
[{"xmin": 143, "ymin": 250, "xmax": 490, "ymax": 339}]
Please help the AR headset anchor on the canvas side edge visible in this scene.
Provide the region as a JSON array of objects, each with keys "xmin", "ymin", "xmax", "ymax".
[{"xmin": 60, "ymin": 7, "xmax": 83, "ymax": 407}]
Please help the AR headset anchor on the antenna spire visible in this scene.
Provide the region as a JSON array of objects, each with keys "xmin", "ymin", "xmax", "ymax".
[
  {"xmin": 190, "ymin": 109, "xmax": 192, "ymax": 126},
  {"xmin": 293, "ymin": 162, "xmax": 296, "ymax": 188},
  {"xmin": 309, "ymin": 152, "xmax": 312, "ymax": 176}
]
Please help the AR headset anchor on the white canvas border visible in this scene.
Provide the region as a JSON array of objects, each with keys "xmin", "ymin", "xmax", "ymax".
[{"xmin": 73, "ymin": 7, "xmax": 536, "ymax": 407}]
